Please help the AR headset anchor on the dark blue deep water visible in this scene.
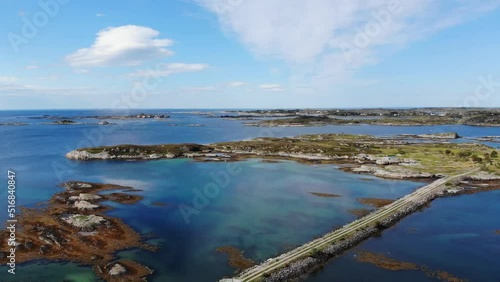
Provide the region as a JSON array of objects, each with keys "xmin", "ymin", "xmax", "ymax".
[{"xmin": 0, "ymin": 110, "xmax": 498, "ymax": 281}]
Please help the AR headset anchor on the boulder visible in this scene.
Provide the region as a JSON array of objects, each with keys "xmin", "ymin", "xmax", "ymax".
[
  {"xmin": 416, "ymin": 132, "xmax": 459, "ymax": 139},
  {"xmin": 74, "ymin": 200, "xmax": 100, "ymax": 210},
  {"xmin": 61, "ymin": 214, "xmax": 106, "ymax": 228},
  {"xmin": 69, "ymin": 193, "xmax": 102, "ymax": 201},
  {"xmin": 39, "ymin": 245, "xmax": 49, "ymax": 254},
  {"xmin": 109, "ymin": 263, "xmax": 127, "ymax": 276},
  {"xmin": 64, "ymin": 182, "xmax": 93, "ymax": 189},
  {"xmin": 375, "ymin": 156, "xmax": 400, "ymax": 165}
]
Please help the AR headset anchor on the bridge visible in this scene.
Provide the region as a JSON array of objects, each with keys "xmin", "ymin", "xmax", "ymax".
[{"xmin": 224, "ymin": 168, "xmax": 480, "ymax": 282}]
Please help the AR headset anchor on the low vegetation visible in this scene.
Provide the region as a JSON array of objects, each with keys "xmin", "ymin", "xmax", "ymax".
[{"xmin": 77, "ymin": 134, "xmax": 500, "ymax": 176}]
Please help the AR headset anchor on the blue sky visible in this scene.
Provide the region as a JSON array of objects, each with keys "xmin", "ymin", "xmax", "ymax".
[{"xmin": 1, "ymin": 0, "xmax": 499, "ymax": 109}]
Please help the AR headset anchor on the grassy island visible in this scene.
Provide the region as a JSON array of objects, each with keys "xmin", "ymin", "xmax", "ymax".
[
  {"xmin": 235, "ymin": 108, "xmax": 500, "ymax": 127},
  {"xmin": 67, "ymin": 134, "xmax": 500, "ymax": 178}
]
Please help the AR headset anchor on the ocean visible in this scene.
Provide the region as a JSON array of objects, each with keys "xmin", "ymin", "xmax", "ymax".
[{"xmin": 0, "ymin": 110, "xmax": 498, "ymax": 281}]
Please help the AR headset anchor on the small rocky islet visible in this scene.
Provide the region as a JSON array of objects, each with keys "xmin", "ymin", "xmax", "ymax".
[
  {"xmin": 30, "ymin": 113, "xmax": 171, "ymax": 125},
  {"xmin": 0, "ymin": 181, "xmax": 154, "ymax": 282}
]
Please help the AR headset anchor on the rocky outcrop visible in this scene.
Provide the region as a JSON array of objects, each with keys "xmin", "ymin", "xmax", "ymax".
[
  {"xmin": 69, "ymin": 193, "xmax": 102, "ymax": 201},
  {"xmin": 0, "ymin": 122, "xmax": 27, "ymax": 126},
  {"xmin": 61, "ymin": 214, "xmax": 106, "ymax": 229},
  {"xmin": 418, "ymin": 132, "xmax": 459, "ymax": 139},
  {"xmin": 464, "ymin": 171, "xmax": 500, "ymax": 181},
  {"xmin": 64, "ymin": 182, "xmax": 93, "ymax": 189},
  {"xmin": 109, "ymin": 263, "xmax": 127, "ymax": 276},
  {"xmin": 66, "ymin": 149, "xmax": 177, "ymax": 160},
  {"xmin": 355, "ymin": 154, "xmax": 418, "ymax": 166},
  {"xmin": 73, "ymin": 200, "xmax": 100, "ymax": 210},
  {"xmin": 66, "ymin": 150, "xmax": 112, "ymax": 160},
  {"xmin": 400, "ymin": 132, "xmax": 460, "ymax": 139},
  {"xmin": 35, "ymin": 227, "xmax": 67, "ymax": 248},
  {"xmin": 52, "ymin": 120, "xmax": 76, "ymax": 125},
  {"xmin": 352, "ymin": 165, "xmax": 439, "ymax": 179},
  {"xmin": 134, "ymin": 113, "xmax": 168, "ymax": 119},
  {"xmin": 375, "ymin": 156, "xmax": 401, "ymax": 165}
]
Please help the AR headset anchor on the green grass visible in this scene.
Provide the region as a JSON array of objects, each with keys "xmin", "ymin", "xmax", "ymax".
[
  {"xmin": 79, "ymin": 133, "xmax": 500, "ymax": 175},
  {"xmin": 84, "ymin": 143, "xmax": 212, "ymax": 156},
  {"xmin": 74, "ymin": 215, "xmax": 90, "ymax": 222}
]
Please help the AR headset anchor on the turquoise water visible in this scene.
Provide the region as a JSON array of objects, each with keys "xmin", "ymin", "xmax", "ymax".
[
  {"xmin": 0, "ymin": 110, "xmax": 498, "ymax": 281},
  {"xmin": 0, "ymin": 261, "xmax": 98, "ymax": 282}
]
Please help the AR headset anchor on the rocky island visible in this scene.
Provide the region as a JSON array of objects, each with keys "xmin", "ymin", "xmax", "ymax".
[
  {"xmin": 232, "ymin": 108, "xmax": 500, "ymax": 127},
  {"xmin": 66, "ymin": 133, "xmax": 500, "ymax": 179},
  {"xmin": 0, "ymin": 181, "xmax": 154, "ymax": 281}
]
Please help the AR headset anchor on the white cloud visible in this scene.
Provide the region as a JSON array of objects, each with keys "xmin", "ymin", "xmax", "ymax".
[
  {"xmin": 26, "ymin": 65, "xmax": 39, "ymax": 70},
  {"xmin": 0, "ymin": 77, "xmax": 95, "ymax": 97},
  {"xmin": 96, "ymin": 13, "xmax": 105, "ymax": 17},
  {"xmin": 227, "ymin": 81, "xmax": 245, "ymax": 87},
  {"xmin": 66, "ymin": 25, "xmax": 174, "ymax": 67},
  {"xmin": 184, "ymin": 86, "xmax": 218, "ymax": 92},
  {"xmin": 259, "ymin": 84, "xmax": 284, "ymax": 91},
  {"xmin": 0, "ymin": 82, "xmax": 96, "ymax": 97},
  {"xmin": 74, "ymin": 69, "xmax": 89, "ymax": 74},
  {"xmin": 0, "ymin": 76, "xmax": 18, "ymax": 84},
  {"xmin": 198, "ymin": 0, "xmax": 500, "ymax": 87},
  {"xmin": 128, "ymin": 63, "xmax": 208, "ymax": 77},
  {"xmin": 37, "ymin": 75, "xmax": 60, "ymax": 81}
]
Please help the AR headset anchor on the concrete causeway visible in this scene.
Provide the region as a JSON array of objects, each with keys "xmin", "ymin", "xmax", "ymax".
[{"xmin": 223, "ymin": 168, "xmax": 481, "ymax": 282}]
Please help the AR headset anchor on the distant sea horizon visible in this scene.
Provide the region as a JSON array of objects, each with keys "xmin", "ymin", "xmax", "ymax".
[{"xmin": 1, "ymin": 106, "xmax": 499, "ymax": 111}]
